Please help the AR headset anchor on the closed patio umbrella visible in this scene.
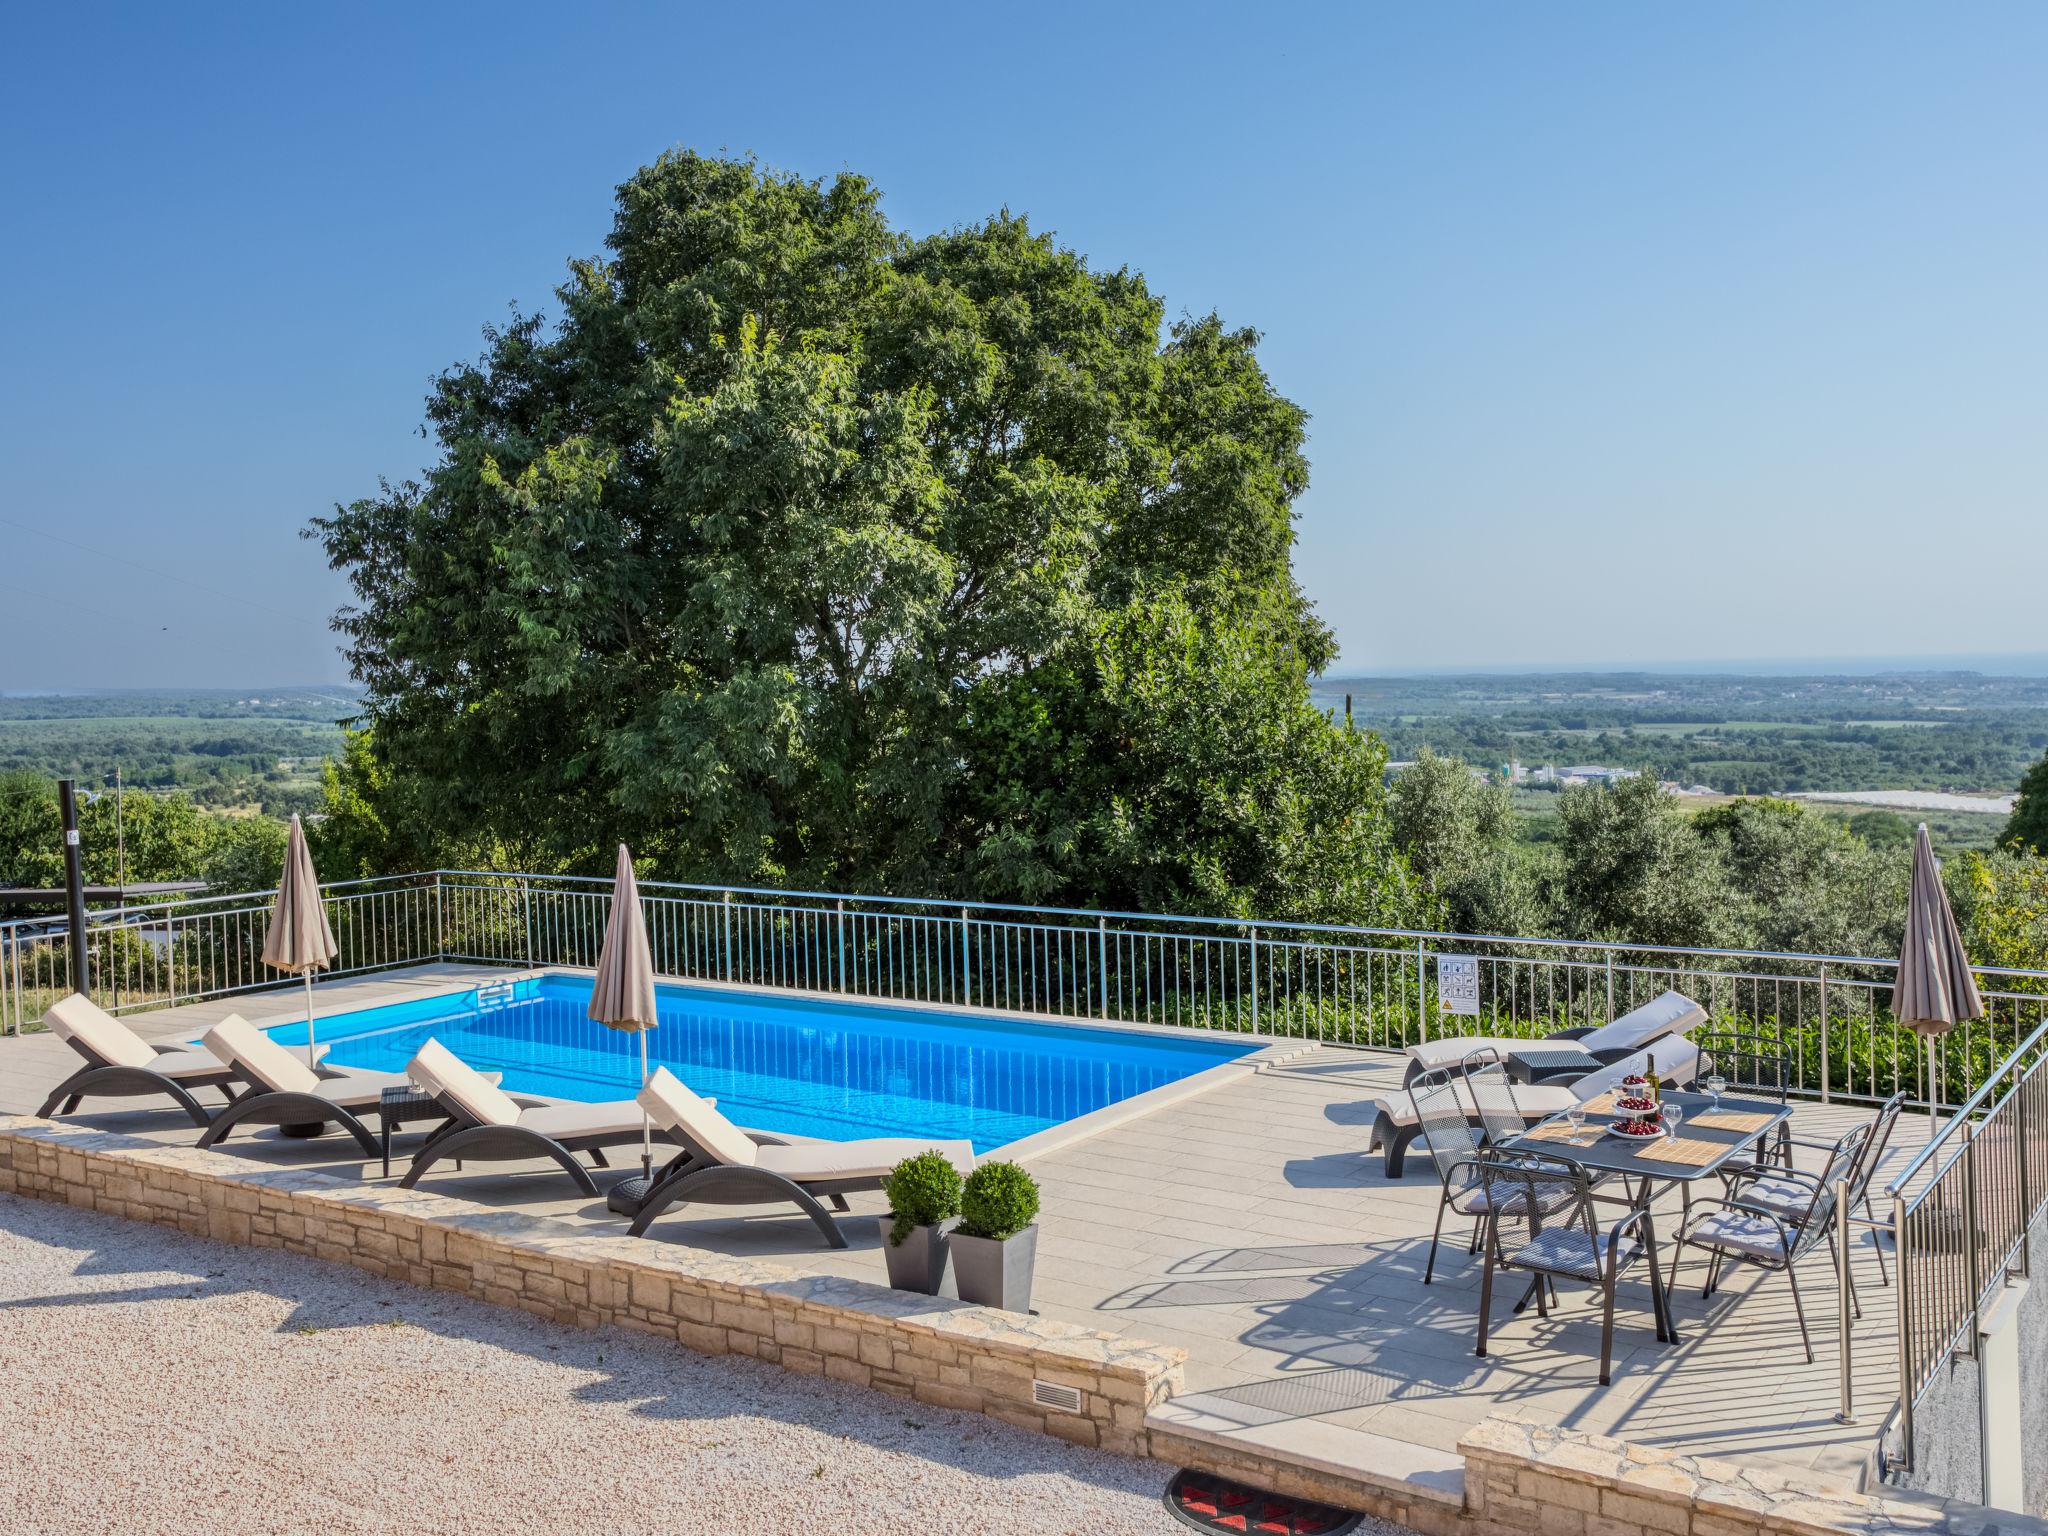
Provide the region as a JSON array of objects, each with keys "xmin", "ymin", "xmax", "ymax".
[
  {"xmin": 262, "ymin": 814, "xmax": 339, "ymax": 1069},
  {"xmin": 1892, "ymin": 823, "xmax": 1984, "ymax": 1143},
  {"xmin": 589, "ymin": 843, "xmax": 660, "ymax": 1177}
]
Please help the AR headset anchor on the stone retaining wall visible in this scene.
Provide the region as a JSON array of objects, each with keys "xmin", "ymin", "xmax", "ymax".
[
  {"xmin": 4, "ymin": 1116, "xmax": 2037, "ymax": 1536},
  {"xmin": 0, "ymin": 1117, "xmax": 1181, "ymax": 1455}
]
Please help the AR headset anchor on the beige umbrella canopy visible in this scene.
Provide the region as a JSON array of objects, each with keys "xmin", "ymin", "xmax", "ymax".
[
  {"xmin": 1892, "ymin": 823, "xmax": 1985, "ymax": 1142},
  {"xmin": 589, "ymin": 843, "xmax": 660, "ymax": 1176},
  {"xmin": 263, "ymin": 814, "xmax": 339, "ymax": 1068}
]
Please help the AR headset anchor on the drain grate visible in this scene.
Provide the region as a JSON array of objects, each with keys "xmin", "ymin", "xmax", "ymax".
[{"xmin": 1163, "ymin": 1469, "xmax": 1364, "ymax": 1535}]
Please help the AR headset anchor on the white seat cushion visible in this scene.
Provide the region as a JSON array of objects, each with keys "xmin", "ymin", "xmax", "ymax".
[
  {"xmin": 517, "ymin": 1099, "xmax": 647, "ymax": 1140},
  {"xmin": 408, "ymin": 1038, "xmax": 522, "ymax": 1127},
  {"xmin": 308, "ymin": 1068, "xmax": 417, "ymax": 1108},
  {"xmin": 1405, "ymin": 1036, "xmax": 1571, "ymax": 1074},
  {"xmin": 204, "ymin": 1016, "xmax": 322, "ymax": 1096},
  {"xmin": 47, "ymin": 994, "xmax": 160, "ymax": 1070},
  {"xmin": 148, "ymin": 1046, "xmax": 233, "ymax": 1082},
  {"xmin": 755, "ymin": 1137, "xmax": 975, "ymax": 1183},
  {"xmin": 1686, "ymin": 1210, "xmax": 1790, "ymax": 1263},
  {"xmin": 638, "ymin": 1066, "xmax": 761, "ymax": 1167},
  {"xmin": 1576, "ymin": 991, "xmax": 1705, "ymax": 1054},
  {"xmin": 1570, "ymin": 1041, "xmax": 1700, "ymax": 1099},
  {"xmin": 1378, "ymin": 1082, "xmax": 1577, "ymax": 1129}
]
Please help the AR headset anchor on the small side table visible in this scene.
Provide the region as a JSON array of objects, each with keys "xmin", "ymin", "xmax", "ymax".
[
  {"xmin": 1505, "ymin": 1047, "xmax": 1598, "ymax": 1085},
  {"xmin": 377, "ymin": 1086, "xmax": 452, "ymax": 1178}
]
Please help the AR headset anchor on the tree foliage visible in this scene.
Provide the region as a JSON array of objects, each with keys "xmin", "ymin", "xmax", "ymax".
[
  {"xmin": 0, "ymin": 772, "xmax": 286, "ymax": 893},
  {"xmin": 2005, "ymin": 749, "xmax": 2048, "ymax": 857},
  {"xmin": 312, "ymin": 151, "xmax": 1421, "ymax": 924}
]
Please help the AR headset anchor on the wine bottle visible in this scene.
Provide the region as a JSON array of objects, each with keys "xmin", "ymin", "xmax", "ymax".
[{"xmin": 1645, "ymin": 1051, "xmax": 1661, "ymax": 1104}]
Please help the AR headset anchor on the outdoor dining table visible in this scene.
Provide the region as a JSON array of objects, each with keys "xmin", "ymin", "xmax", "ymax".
[{"xmin": 1501, "ymin": 1088, "xmax": 1797, "ymax": 1340}]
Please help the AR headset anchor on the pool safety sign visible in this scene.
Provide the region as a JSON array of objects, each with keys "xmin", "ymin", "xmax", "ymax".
[{"xmin": 1436, "ymin": 955, "xmax": 1480, "ymax": 1015}]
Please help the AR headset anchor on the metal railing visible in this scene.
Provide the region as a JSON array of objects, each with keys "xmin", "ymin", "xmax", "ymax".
[
  {"xmin": 8, "ymin": 869, "xmax": 2048, "ymax": 1114},
  {"xmin": 1886, "ymin": 1015, "xmax": 2048, "ymax": 1472}
]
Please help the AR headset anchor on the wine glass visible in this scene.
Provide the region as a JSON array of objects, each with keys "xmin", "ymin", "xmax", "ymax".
[
  {"xmin": 1664, "ymin": 1104, "xmax": 1684, "ymax": 1140},
  {"xmin": 1706, "ymin": 1072, "xmax": 1727, "ymax": 1110},
  {"xmin": 1566, "ymin": 1103, "xmax": 1587, "ymax": 1141}
]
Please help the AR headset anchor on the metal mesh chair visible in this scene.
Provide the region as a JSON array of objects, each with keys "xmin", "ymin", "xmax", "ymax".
[
  {"xmin": 1677, "ymin": 1120, "xmax": 1872, "ymax": 1362},
  {"xmin": 1409, "ymin": 1065, "xmax": 1573, "ymax": 1285},
  {"xmin": 1697, "ymin": 1028, "xmax": 1795, "ymax": 1163},
  {"xmin": 1474, "ymin": 1149, "xmax": 1671, "ymax": 1385}
]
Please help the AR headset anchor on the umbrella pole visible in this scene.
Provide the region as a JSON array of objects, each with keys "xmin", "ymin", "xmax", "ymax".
[
  {"xmin": 640, "ymin": 1027, "xmax": 652, "ymax": 1178},
  {"xmin": 303, "ymin": 970, "xmax": 318, "ymax": 1070},
  {"xmin": 1927, "ymin": 1036, "xmax": 1938, "ymax": 1144}
]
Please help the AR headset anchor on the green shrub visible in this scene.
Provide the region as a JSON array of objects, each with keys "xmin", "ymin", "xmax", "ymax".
[
  {"xmin": 957, "ymin": 1161, "xmax": 1040, "ymax": 1241},
  {"xmin": 883, "ymin": 1151, "xmax": 963, "ymax": 1246}
]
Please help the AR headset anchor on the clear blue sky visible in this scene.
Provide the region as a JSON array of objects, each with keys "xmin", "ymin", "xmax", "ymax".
[{"xmin": 3, "ymin": 2, "xmax": 2043, "ymax": 688}]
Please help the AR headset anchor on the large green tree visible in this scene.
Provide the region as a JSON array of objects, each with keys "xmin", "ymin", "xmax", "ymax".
[{"xmin": 314, "ymin": 152, "xmax": 1420, "ymax": 923}]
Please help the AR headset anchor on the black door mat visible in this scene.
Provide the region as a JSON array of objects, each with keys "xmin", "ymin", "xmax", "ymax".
[{"xmin": 1162, "ymin": 1469, "xmax": 1365, "ymax": 1535}]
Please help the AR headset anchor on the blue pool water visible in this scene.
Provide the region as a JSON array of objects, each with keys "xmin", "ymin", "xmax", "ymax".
[{"xmin": 263, "ymin": 975, "xmax": 1256, "ymax": 1152}]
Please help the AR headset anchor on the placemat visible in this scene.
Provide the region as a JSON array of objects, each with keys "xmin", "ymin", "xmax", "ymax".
[
  {"xmin": 1578, "ymin": 1092, "xmax": 1619, "ymax": 1115},
  {"xmin": 1522, "ymin": 1123, "xmax": 1601, "ymax": 1146},
  {"xmin": 1691, "ymin": 1109, "xmax": 1776, "ymax": 1134},
  {"xmin": 1629, "ymin": 1136, "xmax": 1726, "ymax": 1168}
]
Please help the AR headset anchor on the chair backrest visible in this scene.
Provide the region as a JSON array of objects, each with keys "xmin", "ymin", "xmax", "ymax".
[
  {"xmin": 1697, "ymin": 1030, "xmax": 1791, "ymax": 1101},
  {"xmin": 1577, "ymin": 991, "xmax": 1706, "ymax": 1055},
  {"xmin": 1462, "ymin": 1059, "xmax": 1527, "ymax": 1149},
  {"xmin": 1573, "ymin": 1040, "xmax": 1702, "ymax": 1100},
  {"xmin": 1849, "ymin": 1092, "xmax": 1910, "ymax": 1204},
  {"xmin": 638, "ymin": 1067, "xmax": 758, "ymax": 1167},
  {"xmin": 202, "ymin": 1015, "xmax": 320, "ymax": 1095},
  {"xmin": 407, "ymin": 1038, "xmax": 521, "ymax": 1127},
  {"xmin": 1408, "ymin": 1067, "xmax": 1483, "ymax": 1188},
  {"xmin": 46, "ymin": 993, "xmax": 158, "ymax": 1070}
]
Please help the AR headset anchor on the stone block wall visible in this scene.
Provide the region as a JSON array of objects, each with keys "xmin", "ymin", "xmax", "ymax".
[{"xmin": 0, "ymin": 1117, "xmax": 1182, "ymax": 1456}]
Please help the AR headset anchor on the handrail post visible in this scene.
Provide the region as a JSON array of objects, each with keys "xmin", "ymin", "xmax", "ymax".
[
  {"xmin": 960, "ymin": 905, "xmax": 971, "ymax": 1005},
  {"xmin": 2021, "ymin": 1076, "xmax": 2035, "ymax": 1280},
  {"xmin": 1835, "ymin": 1173, "xmax": 1855, "ymax": 1424},
  {"xmin": 1097, "ymin": 916, "xmax": 1109, "ymax": 1021},
  {"xmin": 722, "ymin": 891, "xmax": 734, "ymax": 982},
  {"xmin": 1894, "ymin": 1190, "xmax": 1913, "ymax": 1471},
  {"xmin": 519, "ymin": 878, "xmax": 534, "ymax": 969},
  {"xmin": 836, "ymin": 899, "xmax": 846, "ymax": 994},
  {"xmin": 1417, "ymin": 937, "xmax": 1428, "ymax": 1044},
  {"xmin": 1963, "ymin": 1121, "xmax": 1983, "ymax": 1360},
  {"xmin": 433, "ymin": 872, "xmax": 446, "ymax": 961},
  {"xmin": 1249, "ymin": 926, "xmax": 1259, "ymax": 1033},
  {"xmin": 1819, "ymin": 962, "xmax": 1831, "ymax": 1104},
  {"xmin": 1604, "ymin": 951, "xmax": 1614, "ymax": 1024}
]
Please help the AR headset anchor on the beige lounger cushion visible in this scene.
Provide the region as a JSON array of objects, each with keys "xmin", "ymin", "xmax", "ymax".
[
  {"xmin": 409, "ymin": 1037, "xmax": 523, "ymax": 1127},
  {"xmin": 1376, "ymin": 1041, "xmax": 1701, "ymax": 1130},
  {"xmin": 518, "ymin": 1099, "xmax": 647, "ymax": 1140},
  {"xmin": 639, "ymin": 1067, "xmax": 976, "ymax": 1179},
  {"xmin": 307, "ymin": 1069, "xmax": 416, "ymax": 1108},
  {"xmin": 1378, "ymin": 1081, "xmax": 1577, "ymax": 1129},
  {"xmin": 1575, "ymin": 991, "xmax": 1704, "ymax": 1053},
  {"xmin": 204, "ymin": 1015, "xmax": 324, "ymax": 1095},
  {"xmin": 47, "ymin": 994, "xmax": 167, "ymax": 1071},
  {"xmin": 639, "ymin": 1067, "xmax": 762, "ymax": 1167},
  {"xmin": 755, "ymin": 1138, "xmax": 975, "ymax": 1182},
  {"xmin": 1405, "ymin": 1036, "xmax": 1548, "ymax": 1074}
]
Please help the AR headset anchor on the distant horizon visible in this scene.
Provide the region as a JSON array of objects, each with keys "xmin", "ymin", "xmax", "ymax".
[{"xmin": 11, "ymin": 648, "xmax": 2048, "ymax": 698}]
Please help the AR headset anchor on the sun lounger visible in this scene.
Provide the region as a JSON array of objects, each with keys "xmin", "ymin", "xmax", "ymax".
[
  {"xmin": 1401, "ymin": 990, "xmax": 1705, "ymax": 1084},
  {"xmin": 196, "ymin": 1015, "xmax": 414, "ymax": 1156},
  {"xmin": 624, "ymin": 1067, "xmax": 976, "ymax": 1249},
  {"xmin": 1367, "ymin": 1040, "xmax": 1701, "ymax": 1178},
  {"xmin": 397, "ymin": 1037, "xmax": 665, "ymax": 1196},
  {"xmin": 36, "ymin": 993, "xmax": 251, "ymax": 1128}
]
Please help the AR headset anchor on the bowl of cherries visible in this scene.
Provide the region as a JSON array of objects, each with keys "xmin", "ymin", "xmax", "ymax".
[{"xmin": 1608, "ymin": 1080, "xmax": 1664, "ymax": 1139}]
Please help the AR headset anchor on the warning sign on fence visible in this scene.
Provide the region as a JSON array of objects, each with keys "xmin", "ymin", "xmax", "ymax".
[{"xmin": 1436, "ymin": 954, "xmax": 1480, "ymax": 1015}]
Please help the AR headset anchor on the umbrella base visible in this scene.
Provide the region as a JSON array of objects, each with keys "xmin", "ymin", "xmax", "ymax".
[
  {"xmin": 278, "ymin": 1121, "xmax": 327, "ymax": 1140},
  {"xmin": 607, "ymin": 1174, "xmax": 655, "ymax": 1218}
]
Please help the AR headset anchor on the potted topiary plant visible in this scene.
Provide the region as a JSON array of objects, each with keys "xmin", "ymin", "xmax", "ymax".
[
  {"xmin": 950, "ymin": 1161, "xmax": 1040, "ymax": 1312},
  {"xmin": 881, "ymin": 1150, "xmax": 963, "ymax": 1296}
]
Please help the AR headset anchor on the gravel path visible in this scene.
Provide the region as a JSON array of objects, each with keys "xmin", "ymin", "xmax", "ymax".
[{"xmin": 0, "ymin": 1193, "xmax": 1233, "ymax": 1536}]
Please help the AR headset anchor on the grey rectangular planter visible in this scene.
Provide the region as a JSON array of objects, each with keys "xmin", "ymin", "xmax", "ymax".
[
  {"xmin": 951, "ymin": 1224, "xmax": 1037, "ymax": 1313},
  {"xmin": 880, "ymin": 1216, "xmax": 958, "ymax": 1297}
]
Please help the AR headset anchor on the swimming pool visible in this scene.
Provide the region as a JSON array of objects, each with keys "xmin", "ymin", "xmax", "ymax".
[{"xmin": 261, "ymin": 975, "xmax": 1257, "ymax": 1152}]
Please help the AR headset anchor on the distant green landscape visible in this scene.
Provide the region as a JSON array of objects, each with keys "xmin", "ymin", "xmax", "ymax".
[
  {"xmin": 0, "ymin": 688, "xmax": 358, "ymax": 816},
  {"xmin": 1314, "ymin": 670, "xmax": 2048, "ymax": 799}
]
